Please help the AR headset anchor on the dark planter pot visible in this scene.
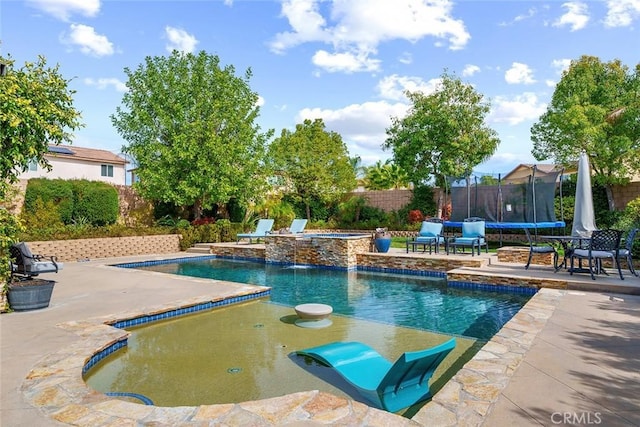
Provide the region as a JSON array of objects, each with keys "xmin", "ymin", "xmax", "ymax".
[
  {"xmin": 7, "ymin": 279, "xmax": 55, "ymax": 311},
  {"xmin": 374, "ymin": 234, "xmax": 392, "ymax": 253}
]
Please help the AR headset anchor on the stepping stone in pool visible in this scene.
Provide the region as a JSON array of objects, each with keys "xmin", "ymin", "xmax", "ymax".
[{"xmin": 294, "ymin": 303, "xmax": 333, "ymax": 328}]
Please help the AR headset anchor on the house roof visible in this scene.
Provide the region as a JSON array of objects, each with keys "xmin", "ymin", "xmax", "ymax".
[
  {"xmin": 46, "ymin": 145, "xmax": 128, "ymax": 165},
  {"xmin": 502, "ymin": 163, "xmax": 576, "ymax": 182}
]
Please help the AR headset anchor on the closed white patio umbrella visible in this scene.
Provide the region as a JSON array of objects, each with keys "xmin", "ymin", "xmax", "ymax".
[{"xmin": 571, "ymin": 152, "xmax": 597, "ymax": 238}]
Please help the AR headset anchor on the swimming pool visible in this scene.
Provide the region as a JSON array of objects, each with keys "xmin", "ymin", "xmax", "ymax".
[
  {"xmin": 125, "ymin": 257, "xmax": 532, "ymax": 341},
  {"xmin": 84, "ymin": 256, "xmax": 534, "ymax": 408}
]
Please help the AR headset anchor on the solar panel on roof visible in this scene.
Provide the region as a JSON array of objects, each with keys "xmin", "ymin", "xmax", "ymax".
[{"xmin": 48, "ymin": 146, "xmax": 74, "ymax": 155}]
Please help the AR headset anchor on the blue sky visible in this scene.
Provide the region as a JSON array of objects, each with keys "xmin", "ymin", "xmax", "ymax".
[{"xmin": 3, "ymin": 0, "xmax": 639, "ymax": 175}]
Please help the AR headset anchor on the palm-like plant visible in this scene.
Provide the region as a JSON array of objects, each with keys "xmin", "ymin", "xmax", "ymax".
[{"xmin": 364, "ymin": 160, "xmax": 410, "ymax": 190}]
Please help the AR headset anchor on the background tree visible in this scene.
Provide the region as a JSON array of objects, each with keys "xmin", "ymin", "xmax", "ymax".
[
  {"xmin": 385, "ymin": 72, "xmax": 498, "ymax": 185},
  {"xmin": 112, "ymin": 50, "xmax": 272, "ymax": 220},
  {"xmin": 0, "ymin": 55, "xmax": 82, "ymax": 290},
  {"xmin": 268, "ymin": 119, "xmax": 357, "ymax": 220},
  {"xmin": 364, "ymin": 160, "xmax": 410, "ymax": 190},
  {"xmin": 531, "ymin": 55, "xmax": 640, "ymax": 211},
  {"xmin": 384, "ymin": 71, "xmax": 499, "ymax": 214}
]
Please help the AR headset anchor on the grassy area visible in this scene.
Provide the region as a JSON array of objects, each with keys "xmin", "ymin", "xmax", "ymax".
[{"xmin": 391, "ymin": 236, "xmax": 510, "ymax": 253}]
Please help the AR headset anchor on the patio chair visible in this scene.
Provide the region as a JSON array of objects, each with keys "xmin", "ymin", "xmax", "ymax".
[
  {"xmin": 570, "ymin": 229, "xmax": 624, "ymax": 280},
  {"xmin": 9, "ymin": 242, "xmax": 63, "ymax": 278},
  {"xmin": 448, "ymin": 219, "xmax": 488, "ymax": 256},
  {"xmin": 523, "ymin": 228, "xmax": 558, "ymax": 270},
  {"xmin": 616, "ymin": 228, "xmax": 639, "ymax": 277},
  {"xmin": 410, "ymin": 219, "xmax": 446, "ymax": 253},
  {"xmin": 289, "ymin": 218, "xmax": 308, "ymax": 234},
  {"xmin": 236, "ymin": 219, "xmax": 275, "ymax": 243},
  {"xmin": 296, "ymin": 338, "xmax": 456, "ymax": 412}
]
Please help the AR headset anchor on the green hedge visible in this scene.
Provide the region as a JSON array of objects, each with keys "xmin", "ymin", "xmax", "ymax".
[
  {"xmin": 22, "ymin": 178, "xmax": 118, "ymax": 227},
  {"xmin": 23, "ymin": 178, "xmax": 74, "ymax": 223},
  {"xmin": 71, "ymin": 180, "xmax": 119, "ymax": 226}
]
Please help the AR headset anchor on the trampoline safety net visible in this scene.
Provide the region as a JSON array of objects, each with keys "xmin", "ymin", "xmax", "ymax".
[{"xmin": 447, "ymin": 167, "xmax": 562, "ymax": 224}]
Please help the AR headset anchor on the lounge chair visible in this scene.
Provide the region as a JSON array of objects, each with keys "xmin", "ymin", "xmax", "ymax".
[
  {"xmin": 236, "ymin": 219, "xmax": 275, "ymax": 243},
  {"xmin": 411, "ymin": 219, "xmax": 446, "ymax": 253},
  {"xmin": 296, "ymin": 338, "xmax": 456, "ymax": 412},
  {"xmin": 10, "ymin": 242, "xmax": 63, "ymax": 278},
  {"xmin": 448, "ymin": 219, "xmax": 488, "ymax": 256},
  {"xmin": 289, "ymin": 218, "xmax": 308, "ymax": 234}
]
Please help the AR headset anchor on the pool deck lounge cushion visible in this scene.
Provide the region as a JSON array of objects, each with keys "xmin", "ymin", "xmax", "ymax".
[
  {"xmin": 296, "ymin": 338, "xmax": 456, "ymax": 412},
  {"xmin": 236, "ymin": 219, "xmax": 275, "ymax": 243}
]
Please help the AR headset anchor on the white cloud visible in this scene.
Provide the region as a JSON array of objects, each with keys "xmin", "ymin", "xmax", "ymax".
[
  {"xmin": 26, "ymin": 0, "xmax": 100, "ymax": 21},
  {"xmin": 297, "ymin": 100, "xmax": 409, "ymax": 164},
  {"xmin": 462, "ymin": 64, "xmax": 481, "ymax": 77},
  {"xmin": 63, "ymin": 24, "xmax": 114, "ymax": 57},
  {"xmin": 312, "ymin": 49, "xmax": 381, "ymax": 73},
  {"xmin": 490, "ymin": 92, "xmax": 546, "ymax": 125},
  {"xmin": 553, "ymin": 1, "xmax": 589, "ymax": 31},
  {"xmin": 551, "ymin": 58, "xmax": 572, "ymax": 74},
  {"xmin": 544, "ymin": 58, "xmax": 571, "ymax": 87},
  {"xmin": 165, "ymin": 26, "xmax": 198, "ymax": 53},
  {"xmin": 398, "ymin": 52, "xmax": 413, "ymax": 65},
  {"xmin": 604, "ymin": 0, "xmax": 640, "ymax": 27},
  {"xmin": 499, "ymin": 7, "xmax": 537, "ymax": 26},
  {"xmin": 505, "ymin": 62, "xmax": 536, "ymax": 85},
  {"xmin": 376, "ymin": 74, "xmax": 440, "ymax": 101},
  {"xmin": 84, "ymin": 77, "xmax": 127, "ymax": 92},
  {"xmin": 270, "ymin": 0, "xmax": 470, "ymax": 73}
]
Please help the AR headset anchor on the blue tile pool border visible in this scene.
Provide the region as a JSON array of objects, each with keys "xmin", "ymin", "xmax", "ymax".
[
  {"xmin": 357, "ymin": 264, "xmax": 447, "ymax": 278},
  {"xmin": 448, "ymin": 280, "xmax": 538, "ymax": 295}
]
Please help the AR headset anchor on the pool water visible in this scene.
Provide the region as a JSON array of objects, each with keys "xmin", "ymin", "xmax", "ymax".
[
  {"xmin": 85, "ymin": 300, "xmax": 481, "ymax": 408},
  {"xmin": 134, "ymin": 258, "xmax": 531, "ymax": 341},
  {"xmin": 85, "ymin": 257, "xmax": 532, "ymax": 408}
]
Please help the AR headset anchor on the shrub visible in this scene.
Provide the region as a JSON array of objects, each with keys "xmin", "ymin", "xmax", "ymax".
[
  {"xmin": 191, "ymin": 217, "xmax": 216, "ymax": 226},
  {"xmin": 20, "ymin": 198, "xmax": 65, "ymax": 231},
  {"xmin": 23, "ymin": 178, "xmax": 74, "ymax": 223},
  {"xmin": 407, "ymin": 185, "xmax": 436, "ymax": 217},
  {"xmin": 408, "ymin": 209, "xmax": 423, "ymax": 223},
  {"xmin": 71, "ymin": 180, "xmax": 119, "ymax": 226}
]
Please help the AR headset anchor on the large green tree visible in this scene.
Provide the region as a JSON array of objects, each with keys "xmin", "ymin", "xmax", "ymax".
[
  {"xmin": 268, "ymin": 119, "xmax": 356, "ymax": 220},
  {"xmin": 0, "ymin": 55, "xmax": 82, "ymax": 289},
  {"xmin": 384, "ymin": 72, "xmax": 499, "ymax": 187},
  {"xmin": 111, "ymin": 50, "xmax": 272, "ymax": 219},
  {"xmin": 531, "ymin": 55, "xmax": 640, "ymax": 210}
]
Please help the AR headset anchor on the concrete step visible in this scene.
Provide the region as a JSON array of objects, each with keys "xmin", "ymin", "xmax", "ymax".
[
  {"xmin": 186, "ymin": 247, "xmax": 211, "ymax": 254},
  {"xmin": 192, "ymin": 243, "xmax": 214, "ymax": 249}
]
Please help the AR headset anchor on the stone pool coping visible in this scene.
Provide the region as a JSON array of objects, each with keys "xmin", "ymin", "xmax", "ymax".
[{"xmin": 17, "ymin": 261, "xmax": 562, "ymax": 426}]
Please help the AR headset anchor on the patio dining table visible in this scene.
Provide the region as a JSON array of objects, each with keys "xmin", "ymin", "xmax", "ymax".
[{"xmin": 538, "ymin": 235, "xmax": 591, "ymax": 273}]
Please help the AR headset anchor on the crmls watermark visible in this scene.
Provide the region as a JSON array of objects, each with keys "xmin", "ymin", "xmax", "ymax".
[{"xmin": 551, "ymin": 412, "xmax": 602, "ymax": 425}]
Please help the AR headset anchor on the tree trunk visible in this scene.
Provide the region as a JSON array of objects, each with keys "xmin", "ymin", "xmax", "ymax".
[
  {"xmin": 605, "ymin": 184, "xmax": 616, "ymax": 211},
  {"xmin": 193, "ymin": 199, "xmax": 203, "ymax": 220},
  {"xmin": 305, "ymin": 203, "xmax": 311, "ymax": 221}
]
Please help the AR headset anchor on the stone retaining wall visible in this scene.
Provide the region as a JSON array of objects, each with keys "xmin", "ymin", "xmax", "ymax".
[
  {"xmin": 265, "ymin": 234, "xmax": 372, "ymax": 268},
  {"xmin": 356, "ymin": 253, "xmax": 487, "ymax": 273},
  {"xmin": 27, "ymin": 235, "xmax": 182, "ymax": 262},
  {"xmin": 496, "ymin": 246, "xmax": 554, "ymax": 266},
  {"xmin": 210, "ymin": 245, "xmax": 266, "ymax": 260}
]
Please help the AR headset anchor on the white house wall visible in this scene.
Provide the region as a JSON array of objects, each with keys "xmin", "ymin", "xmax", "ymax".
[{"xmin": 18, "ymin": 156, "xmax": 126, "ymax": 186}]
